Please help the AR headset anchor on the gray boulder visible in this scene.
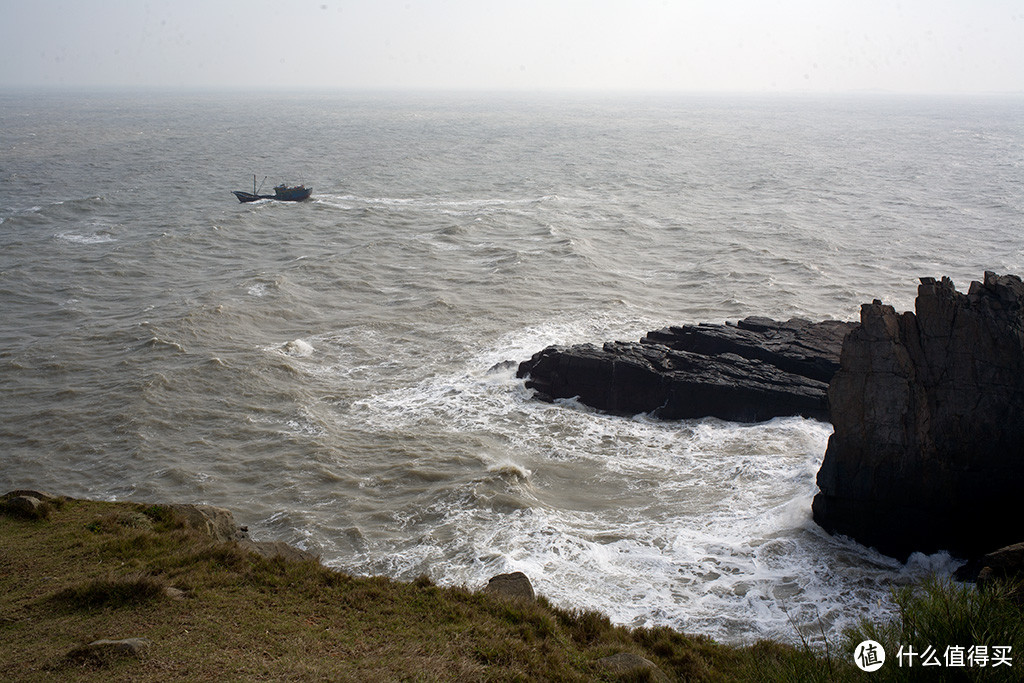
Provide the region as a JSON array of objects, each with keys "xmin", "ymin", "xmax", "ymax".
[
  {"xmin": 1, "ymin": 491, "xmax": 56, "ymax": 519},
  {"xmin": 482, "ymin": 571, "xmax": 536, "ymax": 601},
  {"xmin": 8, "ymin": 495, "xmax": 45, "ymax": 517}
]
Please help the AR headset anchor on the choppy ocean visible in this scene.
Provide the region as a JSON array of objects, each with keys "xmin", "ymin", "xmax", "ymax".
[{"xmin": 2, "ymin": 90, "xmax": 1023, "ymax": 644}]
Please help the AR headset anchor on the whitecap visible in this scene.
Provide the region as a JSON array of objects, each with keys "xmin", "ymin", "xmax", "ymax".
[
  {"xmin": 486, "ymin": 461, "xmax": 532, "ymax": 481},
  {"xmin": 901, "ymin": 550, "xmax": 966, "ymax": 577},
  {"xmin": 282, "ymin": 339, "xmax": 315, "ymax": 357},
  {"xmin": 143, "ymin": 337, "xmax": 185, "ymax": 353},
  {"xmin": 55, "ymin": 231, "xmax": 116, "ymax": 245}
]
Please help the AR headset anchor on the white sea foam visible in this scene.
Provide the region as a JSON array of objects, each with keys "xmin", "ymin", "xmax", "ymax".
[
  {"xmin": 317, "ymin": 193, "xmax": 553, "ymax": 216},
  {"xmin": 282, "ymin": 339, "xmax": 315, "ymax": 357},
  {"xmin": 55, "ymin": 231, "xmax": 116, "ymax": 245},
  {"xmin": 336, "ymin": 316, "xmax": 952, "ymax": 644},
  {"xmin": 486, "ymin": 461, "xmax": 533, "ymax": 481}
]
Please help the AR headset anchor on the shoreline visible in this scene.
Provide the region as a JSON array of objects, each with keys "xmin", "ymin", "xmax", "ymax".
[
  {"xmin": 5, "ymin": 490, "xmax": 1021, "ymax": 681},
  {"xmin": 1, "ymin": 490, "xmax": 849, "ymax": 681}
]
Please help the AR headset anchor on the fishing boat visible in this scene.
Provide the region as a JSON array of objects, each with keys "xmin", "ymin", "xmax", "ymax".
[{"xmin": 233, "ymin": 176, "xmax": 312, "ymax": 203}]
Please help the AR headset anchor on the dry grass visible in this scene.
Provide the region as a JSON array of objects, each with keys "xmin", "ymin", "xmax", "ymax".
[{"xmin": 1, "ymin": 496, "xmax": 857, "ymax": 682}]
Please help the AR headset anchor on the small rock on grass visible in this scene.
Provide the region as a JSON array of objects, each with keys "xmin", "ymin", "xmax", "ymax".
[
  {"xmin": 3, "ymin": 495, "xmax": 49, "ymax": 519},
  {"xmin": 66, "ymin": 638, "xmax": 152, "ymax": 666},
  {"xmin": 482, "ymin": 571, "xmax": 536, "ymax": 601},
  {"xmin": 597, "ymin": 653, "xmax": 670, "ymax": 682}
]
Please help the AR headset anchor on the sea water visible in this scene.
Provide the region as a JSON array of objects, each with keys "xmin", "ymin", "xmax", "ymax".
[{"xmin": 2, "ymin": 90, "xmax": 1022, "ymax": 644}]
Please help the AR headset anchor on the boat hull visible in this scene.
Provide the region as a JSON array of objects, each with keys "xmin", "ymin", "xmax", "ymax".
[
  {"xmin": 232, "ymin": 191, "xmax": 266, "ymax": 203},
  {"xmin": 232, "ymin": 187, "xmax": 312, "ymax": 203}
]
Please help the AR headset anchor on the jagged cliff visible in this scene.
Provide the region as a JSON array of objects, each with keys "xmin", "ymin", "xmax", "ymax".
[{"xmin": 812, "ymin": 272, "xmax": 1024, "ymax": 560}]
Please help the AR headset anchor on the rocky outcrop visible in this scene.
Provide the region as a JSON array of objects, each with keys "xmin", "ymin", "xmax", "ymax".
[
  {"xmin": 955, "ymin": 541, "xmax": 1024, "ymax": 586},
  {"xmin": 1, "ymin": 492, "xmax": 318, "ymax": 563},
  {"xmin": 168, "ymin": 503, "xmax": 318, "ymax": 562},
  {"xmin": 517, "ymin": 317, "xmax": 855, "ymax": 423},
  {"xmin": 975, "ymin": 543, "xmax": 1024, "ymax": 586},
  {"xmin": 0, "ymin": 490, "xmax": 58, "ymax": 520},
  {"xmin": 168, "ymin": 504, "xmax": 248, "ymax": 543},
  {"xmin": 813, "ymin": 272, "xmax": 1024, "ymax": 560},
  {"xmin": 6, "ymin": 494, "xmax": 48, "ymax": 518}
]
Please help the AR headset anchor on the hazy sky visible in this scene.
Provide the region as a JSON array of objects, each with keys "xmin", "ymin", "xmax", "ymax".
[{"xmin": 2, "ymin": 0, "xmax": 1022, "ymax": 93}]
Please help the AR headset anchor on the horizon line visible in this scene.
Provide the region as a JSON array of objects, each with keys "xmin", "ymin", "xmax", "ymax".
[{"xmin": 2, "ymin": 84, "xmax": 1024, "ymax": 99}]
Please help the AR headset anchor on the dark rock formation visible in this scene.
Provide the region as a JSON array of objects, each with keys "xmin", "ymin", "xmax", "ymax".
[
  {"xmin": 975, "ymin": 543, "xmax": 1024, "ymax": 586},
  {"xmin": 517, "ymin": 317, "xmax": 855, "ymax": 423},
  {"xmin": 955, "ymin": 541, "xmax": 1024, "ymax": 585},
  {"xmin": 813, "ymin": 272, "xmax": 1024, "ymax": 560}
]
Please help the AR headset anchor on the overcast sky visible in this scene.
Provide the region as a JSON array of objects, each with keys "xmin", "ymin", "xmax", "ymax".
[{"xmin": 2, "ymin": 0, "xmax": 1022, "ymax": 94}]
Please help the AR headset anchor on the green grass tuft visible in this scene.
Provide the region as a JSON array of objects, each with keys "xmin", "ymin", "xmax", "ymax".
[
  {"xmin": 844, "ymin": 575, "xmax": 1024, "ymax": 682},
  {"xmin": 52, "ymin": 573, "xmax": 168, "ymax": 610},
  {"xmin": 139, "ymin": 504, "xmax": 177, "ymax": 528}
]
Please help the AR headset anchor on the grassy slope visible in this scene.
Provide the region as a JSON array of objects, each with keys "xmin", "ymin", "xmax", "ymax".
[{"xmin": 1, "ymin": 497, "xmax": 858, "ymax": 682}]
